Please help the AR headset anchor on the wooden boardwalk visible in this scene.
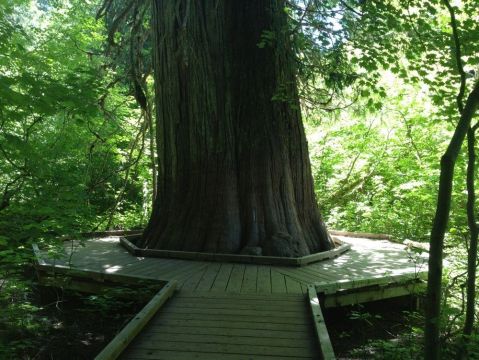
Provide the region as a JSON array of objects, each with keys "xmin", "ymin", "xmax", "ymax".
[
  {"xmin": 120, "ymin": 292, "xmax": 319, "ymax": 360},
  {"xmin": 34, "ymin": 234, "xmax": 428, "ymax": 359}
]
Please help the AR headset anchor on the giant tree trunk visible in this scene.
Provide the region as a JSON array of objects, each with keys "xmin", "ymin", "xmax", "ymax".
[{"xmin": 139, "ymin": 0, "xmax": 333, "ymax": 257}]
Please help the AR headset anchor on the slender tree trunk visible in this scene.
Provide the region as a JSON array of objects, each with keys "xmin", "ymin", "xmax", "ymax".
[
  {"xmin": 438, "ymin": 3, "xmax": 479, "ymax": 358},
  {"xmin": 461, "ymin": 126, "xmax": 478, "ymax": 354},
  {"xmin": 139, "ymin": 0, "xmax": 333, "ymax": 256},
  {"xmin": 425, "ymin": 81, "xmax": 479, "ymax": 360}
]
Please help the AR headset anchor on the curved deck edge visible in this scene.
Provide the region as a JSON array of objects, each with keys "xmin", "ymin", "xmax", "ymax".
[
  {"xmin": 328, "ymin": 230, "xmax": 392, "ymax": 240},
  {"xmin": 120, "ymin": 236, "xmax": 351, "ymax": 267},
  {"xmin": 315, "ymin": 272, "xmax": 428, "ymax": 309}
]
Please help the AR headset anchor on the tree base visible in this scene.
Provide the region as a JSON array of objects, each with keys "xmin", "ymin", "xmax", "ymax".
[{"xmin": 122, "ymin": 235, "xmax": 349, "ymax": 266}]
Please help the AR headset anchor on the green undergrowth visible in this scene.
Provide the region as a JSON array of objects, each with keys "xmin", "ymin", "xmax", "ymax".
[
  {"xmin": 329, "ymin": 295, "xmax": 479, "ymax": 359},
  {"xmin": 0, "ymin": 277, "xmax": 154, "ymax": 360}
]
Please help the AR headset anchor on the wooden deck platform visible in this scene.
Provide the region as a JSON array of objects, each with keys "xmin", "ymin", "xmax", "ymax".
[
  {"xmin": 33, "ymin": 234, "xmax": 428, "ymax": 359},
  {"xmin": 35, "ymin": 235, "xmax": 427, "ymax": 295}
]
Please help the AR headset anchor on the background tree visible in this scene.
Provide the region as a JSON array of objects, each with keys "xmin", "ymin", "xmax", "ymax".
[{"xmin": 0, "ymin": 3, "xmax": 154, "ymax": 355}]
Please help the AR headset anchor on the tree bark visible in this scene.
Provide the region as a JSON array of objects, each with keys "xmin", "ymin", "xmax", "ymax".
[
  {"xmin": 424, "ymin": 81, "xmax": 479, "ymax": 360},
  {"xmin": 139, "ymin": 0, "xmax": 333, "ymax": 256},
  {"xmin": 429, "ymin": 3, "xmax": 479, "ymax": 358},
  {"xmin": 463, "ymin": 126, "xmax": 478, "ymax": 338},
  {"xmin": 146, "ymin": 101, "xmax": 157, "ymax": 204}
]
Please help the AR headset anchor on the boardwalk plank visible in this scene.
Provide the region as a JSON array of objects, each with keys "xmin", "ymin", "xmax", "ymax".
[
  {"xmin": 311, "ymin": 261, "xmax": 357, "ymax": 278},
  {"xmin": 142, "ymin": 326, "xmax": 309, "ymax": 339},
  {"xmin": 147, "ymin": 318, "xmax": 312, "ymax": 332},
  {"xmin": 211, "ymin": 263, "xmax": 234, "ymax": 292},
  {"xmin": 123, "ymin": 349, "xmax": 316, "ymax": 360},
  {"xmin": 102, "ymin": 258, "xmax": 151, "ymax": 274},
  {"xmin": 241, "ymin": 265, "xmax": 258, "ymax": 293},
  {"xmin": 123, "ymin": 261, "xmax": 178, "ymax": 278},
  {"xmin": 257, "ymin": 266, "xmax": 272, "ymax": 294},
  {"xmin": 159, "ymin": 305, "xmax": 308, "ymax": 319},
  {"xmin": 295, "ymin": 266, "xmax": 340, "ymax": 282},
  {"xmin": 275, "ymin": 267, "xmax": 320, "ymax": 284},
  {"xmin": 176, "ymin": 291, "xmax": 303, "ymax": 301},
  {"xmin": 180, "ymin": 266, "xmax": 207, "ymax": 291},
  {"xmin": 169, "ymin": 299, "xmax": 305, "ymax": 312},
  {"xmin": 270, "ymin": 269, "xmax": 287, "ymax": 293},
  {"xmin": 158, "ymin": 261, "xmax": 208, "ymax": 280},
  {"xmin": 225, "ymin": 264, "xmax": 245, "ymax": 293},
  {"xmin": 285, "ymin": 276, "xmax": 304, "ymax": 294},
  {"xmin": 126, "ymin": 340, "xmax": 314, "ymax": 358},
  {"xmin": 152, "ymin": 311, "xmax": 309, "ymax": 325},
  {"xmin": 115, "ymin": 259, "xmax": 176, "ymax": 276},
  {"xmin": 195, "ymin": 263, "xmax": 222, "ymax": 291},
  {"xmin": 133, "ymin": 333, "xmax": 314, "ymax": 349}
]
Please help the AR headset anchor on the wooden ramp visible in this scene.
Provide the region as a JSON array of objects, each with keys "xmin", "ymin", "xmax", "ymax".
[{"xmin": 120, "ymin": 291, "xmax": 319, "ymax": 360}]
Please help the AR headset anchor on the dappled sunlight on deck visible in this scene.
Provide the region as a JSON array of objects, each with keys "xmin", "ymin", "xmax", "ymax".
[{"xmin": 38, "ymin": 234, "xmax": 428, "ymax": 296}]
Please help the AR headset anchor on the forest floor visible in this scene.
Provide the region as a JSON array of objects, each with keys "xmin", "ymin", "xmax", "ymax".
[
  {"xmin": 327, "ymin": 296, "xmax": 423, "ymax": 359},
  {"xmin": 35, "ymin": 289, "xmax": 146, "ymax": 359},
  {"xmin": 1, "ymin": 281, "xmax": 149, "ymax": 360}
]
